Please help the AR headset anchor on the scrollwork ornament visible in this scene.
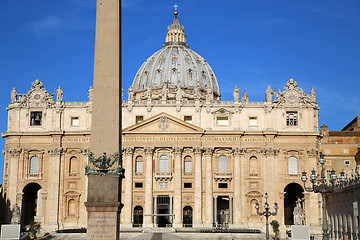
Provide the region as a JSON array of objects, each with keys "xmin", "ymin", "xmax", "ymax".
[
  {"xmin": 204, "ymin": 147, "xmax": 213, "ymax": 156},
  {"xmin": 85, "ymin": 151, "xmax": 124, "ymax": 177},
  {"xmin": 144, "ymin": 147, "xmax": 154, "ymax": 156},
  {"xmin": 9, "ymin": 148, "xmax": 22, "ymax": 157},
  {"xmin": 174, "ymin": 147, "xmax": 182, "ymax": 155},
  {"xmin": 125, "ymin": 147, "xmax": 134, "ymax": 155}
]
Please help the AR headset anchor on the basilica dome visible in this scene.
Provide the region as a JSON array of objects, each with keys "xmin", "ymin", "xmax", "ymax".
[{"xmin": 129, "ymin": 10, "xmax": 220, "ymax": 101}]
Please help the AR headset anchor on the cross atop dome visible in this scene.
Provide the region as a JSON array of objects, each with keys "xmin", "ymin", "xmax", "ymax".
[{"xmin": 163, "ymin": 5, "xmax": 189, "ymax": 48}]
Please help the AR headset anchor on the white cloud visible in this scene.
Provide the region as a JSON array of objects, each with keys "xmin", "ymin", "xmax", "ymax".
[{"xmin": 27, "ymin": 16, "xmax": 62, "ymax": 37}]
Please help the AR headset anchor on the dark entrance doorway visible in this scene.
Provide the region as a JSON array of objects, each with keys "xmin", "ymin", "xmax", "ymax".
[
  {"xmin": 217, "ymin": 196, "xmax": 230, "ymax": 227},
  {"xmin": 133, "ymin": 206, "xmax": 143, "ymax": 227},
  {"xmin": 284, "ymin": 183, "xmax": 304, "ymax": 225},
  {"xmin": 156, "ymin": 195, "xmax": 172, "ymax": 227},
  {"xmin": 182, "ymin": 206, "xmax": 193, "ymax": 227},
  {"xmin": 21, "ymin": 183, "xmax": 42, "ymax": 227}
]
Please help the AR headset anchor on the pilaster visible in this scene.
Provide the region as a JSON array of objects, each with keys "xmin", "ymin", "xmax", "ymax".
[
  {"xmin": 193, "ymin": 147, "xmax": 202, "ymax": 227},
  {"xmin": 122, "ymin": 147, "xmax": 134, "ymax": 227},
  {"xmin": 144, "ymin": 147, "xmax": 154, "ymax": 227},
  {"xmin": 173, "ymin": 147, "xmax": 182, "ymax": 228},
  {"xmin": 233, "ymin": 147, "xmax": 243, "ymax": 226},
  {"xmin": 8, "ymin": 148, "xmax": 22, "ymax": 208},
  {"xmin": 204, "ymin": 147, "xmax": 213, "ymax": 227}
]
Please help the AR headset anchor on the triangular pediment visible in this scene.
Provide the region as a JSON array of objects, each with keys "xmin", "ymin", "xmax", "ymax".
[{"xmin": 122, "ymin": 112, "xmax": 204, "ymax": 134}]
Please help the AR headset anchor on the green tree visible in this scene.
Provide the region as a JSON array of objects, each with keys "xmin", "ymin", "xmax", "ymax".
[{"xmin": 270, "ymin": 219, "xmax": 280, "ymax": 240}]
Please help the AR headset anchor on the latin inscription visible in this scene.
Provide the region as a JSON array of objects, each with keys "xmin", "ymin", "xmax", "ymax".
[
  {"xmin": 122, "ymin": 136, "xmax": 273, "ymax": 142},
  {"xmin": 87, "ymin": 215, "xmax": 117, "ymax": 239},
  {"xmin": 53, "ymin": 137, "xmax": 90, "ymax": 142}
]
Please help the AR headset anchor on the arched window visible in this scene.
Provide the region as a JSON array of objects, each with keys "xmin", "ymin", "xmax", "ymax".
[
  {"xmin": 288, "ymin": 156, "xmax": 298, "ymax": 174},
  {"xmin": 68, "ymin": 199, "xmax": 76, "ymax": 216},
  {"xmin": 69, "ymin": 156, "xmax": 78, "ymax": 174},
  {"xmin": 29, "ymin": 156, "xmax": 40, "ymax": 174},
  {"xmin": 184, "ymin": 156, "xmax": 192, "ymax": 173},
  {"xmin": 249, "ymin": 156, "xmax": 258, "ymax": 176},
  {"xmin": 159, "ymin": 155, "xmax": 169, "ymax": 173},
  {"xmin": 218, "ymin": 155, "xmax": 227, "ymax": 173},
  {"xmin": 135, "ymin": 156, "xmax": 143, "ymax": 173},
  {"xmin": 133, "ymin": 206, "xmax": 143, "ymax": 227}
]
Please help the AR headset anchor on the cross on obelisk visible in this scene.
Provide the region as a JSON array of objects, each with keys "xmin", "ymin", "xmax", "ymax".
[
  {"xmin": 85, "ymin": 0, "xmax": 122, "ymax": 240},
  {"xmin": 174, "ymin": 4, "xmax": 178, "ymax": 11}
]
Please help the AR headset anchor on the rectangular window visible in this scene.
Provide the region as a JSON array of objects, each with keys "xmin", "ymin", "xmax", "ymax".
[
  {"xmin": 136, "ymin": 161, "xmax": 143, "ymax": 173},
  {"xmin": 288, "ymin": 156, "xmax": 298, "ymax": 174},
  {"xmin": 344, "ymin": 160, "xmax": 350, "ymax": 165},
  {"xmin": 326, "ymin": 170, "xmax": 332, "ymax": 179},
  {"xmin": 184, "ymin": 183, "xmax": 192, "ymax": 188},
  {"xmin": 30, "ymin": 111, "xmax": 42, "ymax": 126},
  {"xmin": 184, "ymin": 116, "xmax": 192, "ymax": 124},
  {"xmin": 344, "ymin": 149, "xmax": 349, "ymax": 154},
  {"xmin": 71, "ymin": 117, "xmax": 79, "ymax": 126},
  {"xmin": 136, "ymin": 116, "xmax": 144, "ymax": 124},
  {"xmin": 216, "ymin": 116, "xmax": 229, "ymax": 126},
  {"xmin": 135, "ymin": 182, "xmax": 143, "ymax": 188},
  {"xmin": 29, "ymin": 156, "xmax": 40, "ymax": 174},
  {"xmin": 184, "ymin": 161, "xmax": 192, "ymax": 173},
  {"xmin": 249, "ymin": 117, "xmax": 257, "ymax": 127},
  {"xmin": 218, "ymin": 183, "xmax": 228, "ymax": 188},
  {"xmin": 325, "ymin": 149, "xmax": 330, "ymax": 154},
  {"xmin": 286, "ymin": 112, "xmax": 298, "ymax": 126},
  {"xmin": 159, "ymin": 155, "xmax": 169, "ymax": 173}
]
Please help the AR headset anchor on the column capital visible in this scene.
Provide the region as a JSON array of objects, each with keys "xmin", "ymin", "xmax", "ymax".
[
  {"xmin": 261, "ymin": 147, "xmax": 279, "ymax": 156},
  {"xmin": 204, "ymin": 147, "xmax": 213, "ymax": 156},
  {"xmin": 173, "ymin": 147, "xmax": 182, "ymax": 155},
  {"xmin": 144, "ymin": 147, "xmax": 154, "ymax": 155},
  {"xmin": 9, "ymin": 148, "xmax": 22, "ymax": 157},
  {"xmin": 193, "ymin": 147, "xmax": 203, "ymax": 155},
  {"xmin": 124, "ymin": 147, "xmax": 134, "ymax": 155},
  {"xmin": 306, "ymin": 148, "xmax": 318, "ymax": 157},
  {"xmin": 233, "ymin": 147, "xmax": 245, "ymax": 156},
  {"xmin": 81, "ymin": 148, "xmax": 90, "ymax": 156},
  {"xmin": 47, "ymin": 148, "xmax": 64, "ymax": 156}
]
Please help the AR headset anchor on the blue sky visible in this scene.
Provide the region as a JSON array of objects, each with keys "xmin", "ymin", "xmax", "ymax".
[{"xmin": 0, "ymin": 0, "xmax": 359, "ymax": 183}]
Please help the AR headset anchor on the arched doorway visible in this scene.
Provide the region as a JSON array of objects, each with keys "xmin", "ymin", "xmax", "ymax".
[
  {"xmin": 133, "ymin": 206, "xmax": 143, "ymax": 227},
  {"xmin": 183, "ymin": 206, "xmax": 193, "ymax": 227},
  {"xmin": 284, "ymin": 183, "xmax": 304, "ymax": 225},
  {"xmin": 21, "ymin": 183, "xmax": 42, "ymax": 227}
]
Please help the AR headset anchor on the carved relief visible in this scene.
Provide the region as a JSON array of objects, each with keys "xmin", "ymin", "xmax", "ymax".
[
  {"xmin": 48, "ymin": 148, "xmax": 63, "ymax": 156},
  {"xmin": 9, "ymin": 148, "xmax": 22, "ymax": 157},
  {"xmin": 158, "ymin": 116, "xmax": 169, "ymax": 131}
]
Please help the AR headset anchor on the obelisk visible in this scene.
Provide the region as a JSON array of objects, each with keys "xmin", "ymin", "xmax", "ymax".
[{"xmin": 85, "ymin": 0, "xmax": 121, "ymax": 240}]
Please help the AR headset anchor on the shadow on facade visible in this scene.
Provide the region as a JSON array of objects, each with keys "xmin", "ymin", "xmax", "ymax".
[
  {"xmin": 21, "ymin": 183, "xmax": 42, "ymax": 228},
  {"xmin": 284, "ymin": 183, "xmax": 304, "ymax": 225}
]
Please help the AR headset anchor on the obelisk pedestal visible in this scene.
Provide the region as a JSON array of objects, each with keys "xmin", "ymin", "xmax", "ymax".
[{"xmin": 85, "ymin": 0, "xmax": 121, "ymax": 240}]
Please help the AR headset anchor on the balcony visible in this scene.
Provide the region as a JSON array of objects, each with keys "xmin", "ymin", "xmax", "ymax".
[
  {"xmin": 155, "ymin": 172, "xmax": 173, "ymax": 181},
  {"xmin": 213, "ymin": 172, "xmax": 233, "ymax": 181}
]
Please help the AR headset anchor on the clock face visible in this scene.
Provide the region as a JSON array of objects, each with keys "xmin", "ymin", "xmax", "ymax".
[
  {"xmin": 286, "ymin": 90, "xmax": 298, "ymax": 103},
  {"xmin": 32, "ymin": 92, "xmax": 42, "ymax": 102}
]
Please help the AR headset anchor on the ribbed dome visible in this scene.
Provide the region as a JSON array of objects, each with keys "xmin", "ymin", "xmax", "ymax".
[{"xmin": 129, "ymin": 10, "xmax": 220, "ymax": 101}]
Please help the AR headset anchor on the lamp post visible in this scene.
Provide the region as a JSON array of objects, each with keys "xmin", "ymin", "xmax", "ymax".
[
  {"xmin": 255, "ymin": 192, "xmax": 279, "ymax": 240},
  {"xmin": 301, "ymin": 153, "xmax": 346, "ymax": 240}
]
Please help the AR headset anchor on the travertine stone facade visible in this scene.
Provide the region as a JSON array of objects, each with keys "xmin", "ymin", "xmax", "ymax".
[{"xmin": 2, "ymin": 8, "xmax": 324, "ymax": 238}]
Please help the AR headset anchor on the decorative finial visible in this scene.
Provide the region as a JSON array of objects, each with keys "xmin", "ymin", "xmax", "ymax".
[{"xmin": 174, "ymin": 4, "xmax": 178, "ymax": 15}]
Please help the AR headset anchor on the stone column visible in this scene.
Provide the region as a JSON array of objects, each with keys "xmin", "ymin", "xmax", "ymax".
[
  {"xmin": 7, "ymin": 148, "xmax": 22, "ymax": 209},
  {"xmin": 214, "ymin": 196, "xmax": 218, "ymax": 226},
  {"xmin": 233, "ymin": 147, "xmax": 242, "ymax": 226},
  {"xmin": 229, "ymin": 196, "xmax": 233, "ymax": 225},
  {"xmin": 173, "ymin": 147, "xmax": 182, "ymax": 228},
  {"xmin": 204, "ymin": 147, "xmax": 213, "ymax": 227},
  {"xmin": 47, "ymin": 147, "xmax": 63, "ymax": 229},
  {"xmin": 122, "ymin": 147, "xmax": 134, "ymax": 228},
  {"xmin": 144, "ymin": 147, "xmax": 154, "ymax": 228},
  {"xmin": 153, "ymin": 196, "xmax": 157, "ymax": 227},
  {"xmin": 193, "ymin": 147, "xmax": 202, "ymax": 227}
]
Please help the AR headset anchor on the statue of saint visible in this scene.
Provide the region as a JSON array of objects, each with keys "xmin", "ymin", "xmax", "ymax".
[
  {"xmin": 128, "ymin": 85, "xmax": 134, "ymax": 101},
  {"xmin": 233, "ymin": 86, "xmax": 239, "ymax": 102},
  {"xmin": 293, "ymin": 199, "xmax": 305, "ymax": 225},
  {"xmin": 55, "ymin": 86, "xmax": 63, "ymax": 102},
  {"xmin": 87, "ymin": 86, "xmax": 93, "ymax": 101},
  {"xmin": 161, "ymin": 83, "xmax": 167, "ymax": 101},
  {"xmin": 241, "ymin": 90, "xmax": 248, "ymax": 102},
  {"xmin": 175, "ymin": 86, "xmax": 182, "ymax": 101},
  {"xmin": 11, "ymin": 203, "xmax": 20, "ymax": 224},
  {"xmin": 310, "ymin": 88, "xmax": 316, "ymax": 102},
  {"xmin": 11, "ymin": 87, "xmax": 18, "ymax": 103},
  {"xmin": 265, "ymin": 85, "xmax": 274, "ymax": 102}
]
